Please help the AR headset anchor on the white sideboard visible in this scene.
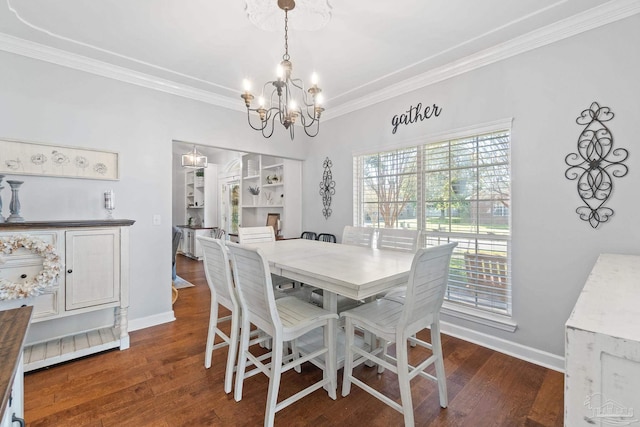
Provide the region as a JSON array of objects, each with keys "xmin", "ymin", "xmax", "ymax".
[
  {"xmin": 0, "ymin": 220, "xmax": 134, "ymax": 372},
  {"xmin": 565, "ymin": 254, "xmax": 640, "ymax": 426}
]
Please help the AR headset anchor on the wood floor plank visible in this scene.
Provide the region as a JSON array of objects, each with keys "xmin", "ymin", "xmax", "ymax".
[{"xmin": 24, "ymin": 254, "xmax": 564, "ymax": 426}]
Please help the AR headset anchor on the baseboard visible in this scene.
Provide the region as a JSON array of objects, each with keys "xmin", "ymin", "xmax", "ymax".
[
  {"xmin": 440, "ymin": 321, "xmax": 565, "ymax": 373},
  {"xmin": 128, "ymin": 310, "xmax": 176, "ymax": 332}
]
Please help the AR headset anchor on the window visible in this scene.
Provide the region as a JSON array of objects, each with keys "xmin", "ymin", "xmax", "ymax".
[{"xmin": 354, "ymin": 127, "xmax": 511, "ymax": 316}]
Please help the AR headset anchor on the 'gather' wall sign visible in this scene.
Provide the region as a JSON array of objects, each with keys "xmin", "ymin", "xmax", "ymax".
[{"xmin": 391, "ymin": 102, "xmax": 442, "ymax": 134}]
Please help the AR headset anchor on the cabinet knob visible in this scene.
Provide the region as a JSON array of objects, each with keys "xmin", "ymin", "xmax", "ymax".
[
  {"xmin": 67, "ymin": 269, "xmax": 73, "ymax": 274},
  {"xmin": 20, "ymin": 273, "xmax": 27, "ymax": 279}
]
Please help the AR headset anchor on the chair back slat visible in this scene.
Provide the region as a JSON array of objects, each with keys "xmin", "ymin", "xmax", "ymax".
[
  {"xmin": 226, "ymin": 242, "xmax": 281, "ymax": 332},
  {"xmin": 376, "ymin": 228, "xmax": 421, "ymax": 253},
  {"xmin": 213, "ymin": 228, "xmax": 226, "ymax": 240},
  {"xmin": 198, "ymin": 236, "xmax": 235, "ymax": 310},
  {"xmin": 316, "ymin": 233, "xmax": 337, "ymax": 243},
  {"xmin": 300, "ymin": 231, "xmax": 317, "ymax": 240},
  {"xmin": 238, "ymin": 226, "xmax": 275, "ymax": 244},
  {"xmin": 342, "ymin": 226, "xmax": 374, "ymax": 248},
  {"xmin": 401, "ymin": 242, "xmax": 457, "ymax": 328}
]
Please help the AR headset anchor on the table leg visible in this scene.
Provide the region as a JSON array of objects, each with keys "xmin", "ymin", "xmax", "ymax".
[{"xmin": 322, "ymin": 291, "xmax": 338, "ymax": 313}]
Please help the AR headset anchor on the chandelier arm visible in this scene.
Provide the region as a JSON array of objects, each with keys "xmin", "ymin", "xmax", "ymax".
[
  {"xmin": 300, "ymin": 105, "xmax": 318, "ymax": 121},
  {"xmin": 246, "ymin": 109, "xmax": 268, "ymax": 132},
  {"xmin": 288, "ymin": 78, "xmax": 317, "ymax": 108},
  {"xmin": 261, "ymin": 117, "xmax": 276, "ymax": 138},
  {"xmin": 303, "ymin": 119, "xmax": 320, "ymax": 138}
]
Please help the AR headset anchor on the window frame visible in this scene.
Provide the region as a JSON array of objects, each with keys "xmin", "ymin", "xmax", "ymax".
[{"xmin": 353, "ymin": 119, "xmax": 514, "ymax": 330}]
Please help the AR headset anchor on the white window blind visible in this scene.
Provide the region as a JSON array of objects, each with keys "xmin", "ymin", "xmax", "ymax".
[
  {"xmin": 354, "ymin": 129, "xmax": 511, "ymax": 316},
  {"xmin": 354, "ymin": 148, "xmax": 418, "ymax": 229}
]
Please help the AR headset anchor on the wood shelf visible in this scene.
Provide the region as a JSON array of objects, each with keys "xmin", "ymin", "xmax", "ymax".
[{"xmin": 23, "ymin": 327, "xmax": 120, "ymax": 372}]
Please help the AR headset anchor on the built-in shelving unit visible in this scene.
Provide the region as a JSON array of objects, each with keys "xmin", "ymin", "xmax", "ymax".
[
  {"xmin": 184, "ymin": 164, "xmax": 218, "ymax": 228},
  {"xmin": 240, "ymin": 154, "xmax": 301, "ymax": 238}
]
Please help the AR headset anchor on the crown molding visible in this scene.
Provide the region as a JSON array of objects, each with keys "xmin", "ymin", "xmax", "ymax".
[
  {"xmin": 324, "ymin": 0, "xmax": 640, "ymax": 121},
  {"xmin": 0, "ymin": 0, "xmax": 638, "ymax": 119},
  {"xmin": 0, "ymin": 33, "xmax": 243, "ymax": 112}
]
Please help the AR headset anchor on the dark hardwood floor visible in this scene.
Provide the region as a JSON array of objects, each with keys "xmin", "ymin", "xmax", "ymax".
[{"xmin": 24, "ymin": 254, "xmax": 564, "ymax": 426}]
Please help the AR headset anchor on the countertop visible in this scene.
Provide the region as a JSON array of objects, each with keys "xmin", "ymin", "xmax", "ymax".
[
  {"xmin": 0, "ymin": 306, "xmax": 32, "ymax": 417},
  {"xmin": 0, "ymin": 219, "xmax": 135, "ymax": 229}
]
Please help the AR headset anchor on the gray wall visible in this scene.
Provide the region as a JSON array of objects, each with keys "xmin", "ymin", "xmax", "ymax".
[
  {"xmin": 0, "ymin": 50, "xmax": 309, "ymax": 328},
  {"xmin": 304, "ymin": 15, "xmax": 640, "ymax": 365}
]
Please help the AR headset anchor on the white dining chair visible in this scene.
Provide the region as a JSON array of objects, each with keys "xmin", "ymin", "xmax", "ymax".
[
  {"xmin": 198, "ymin": 236, "xmax": 240, "ymax": 394},
  {"xmin": 376, "ymin": 228, "xmax": 422, "ymax": 252},
  {"xmin": 375, "ymin": 228, "xmax": 423, "ymax": 348},
  {"xmin": 227, "ymin": 242, "xmax": 338, "ymax": 427},
  {"xmin": 341, "ymin": 225, "xmax": 375, "ymax": 247},
  {"xmin": 238, "ymin": 226, "xmax": 276, "ymax": 244},
  {"xmin": 341, "ymin": 242, "xmax": 458, "ymax": 427},
  {"xmin": 377, "ymin": 228, "xmax": 421, "ymax": 303},
  {"xmin": 238, "ymin": 225, "xmax": 297, "ymax": 292}
]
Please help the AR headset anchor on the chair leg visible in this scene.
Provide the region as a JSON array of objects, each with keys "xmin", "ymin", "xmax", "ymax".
[
  {"xmin": 224, "ymin": 309, "xmax": 240, "ymax": 394},
  {"xmin": 265, "ymin": 338, "xmax": 284, "ymax": 427},
  {"xmin": 325, "ymin": 318, "xmax": 337, "ymax": 399},
  {"xmin": 205, "ymin": 301, "xmax": 219, "ymax": 369},
  {"xmin": 431, "ymin": 321, "xmax": 448, "ymax": 408},
  {"xmin": 396, "ymin": 333, "xmax": 415, "ymax": 427},
  {"xmin": 341, "ymin": 318, "xmax": 355, "ymax": 397},
  {"xmin": 290, "ymin": 339, "xmax": 301, "ymax": 374},
  {"xmin": 234, "ymin": 318, "xmax": 251, "ymax": 402},
  {"xmin": 378, "ymin": 340, "xmax": 388, "ymax": 374}
]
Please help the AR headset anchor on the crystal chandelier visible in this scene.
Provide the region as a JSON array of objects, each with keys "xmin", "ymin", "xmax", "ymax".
[{"xmin": 241, "ymin": 0, "xmax": 325, "ymax": 140}]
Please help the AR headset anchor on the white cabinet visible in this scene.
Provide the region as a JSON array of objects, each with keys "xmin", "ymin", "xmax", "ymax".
[
  {"xmin": 240, "ymin": 154, "xmax": 301, "ymax": 238},
  {"xmin": 565, "ymin": 254, "xmax": 640, "ymax": 426},
  {"xmin": 185, "ymin": 164, "xmax": 218, "ymax": 228},
  {"xmin": 179, "ymin": 227, "xmax": 211, "ymax": 260},
  {"xmin": 0, "ymin": 220, "xmax": 134, "ymax": 372}
]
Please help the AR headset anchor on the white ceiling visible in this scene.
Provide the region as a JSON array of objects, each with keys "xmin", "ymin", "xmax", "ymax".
[{"xmin": 0, "ymin": 0, "xmax": 633, "ymax": 119}]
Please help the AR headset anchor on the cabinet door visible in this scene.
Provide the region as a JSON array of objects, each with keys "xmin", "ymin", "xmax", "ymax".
[
  {"xmin": 194, "ymin": 230, "xmax": 207, "ymax": 259},
  {"xmin": 186, "ymin": 229, "xmax": 194, "ymax": 256},
  {"xmin": 65, "ymin": 229, "xmax": 120, "ymax": 310}
]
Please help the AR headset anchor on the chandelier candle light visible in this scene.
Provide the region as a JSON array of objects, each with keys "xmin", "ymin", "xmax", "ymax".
[{"xmin": 241, "ymin": 0, "xmax": 325, "ymax": 140}]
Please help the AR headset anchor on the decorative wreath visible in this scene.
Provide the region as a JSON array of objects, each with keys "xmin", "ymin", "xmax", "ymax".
[{"xmin": 0, "ymin": 235, "xmax": 62, "ymax": 300}]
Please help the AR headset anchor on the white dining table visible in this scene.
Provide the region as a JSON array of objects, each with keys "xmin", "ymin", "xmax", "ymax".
[{"xmin": 244, "ymin": 239, "xmax": 415, "ymax": 312}]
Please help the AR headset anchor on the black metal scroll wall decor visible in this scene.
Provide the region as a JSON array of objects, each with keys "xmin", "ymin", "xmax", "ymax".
[
  {"xmin": 319, "ymin": 157, "xmax": 335, "ymax": 219},
  {"xmin": 564, "ymin": 102, "xmax": 629, "ymax": 228}
]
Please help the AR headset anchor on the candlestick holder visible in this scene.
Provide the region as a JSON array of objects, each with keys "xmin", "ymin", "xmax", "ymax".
[
  {"xmin": 104, "ymin": 190, "xmax": 115, "ymax": 219},
  {"xmin": 0, "ymin": 174, "xmax": 5, "ymax": 223},
  {"xmin": 6, "ymin": 180, "xmax": 25, "ymax": 223}
]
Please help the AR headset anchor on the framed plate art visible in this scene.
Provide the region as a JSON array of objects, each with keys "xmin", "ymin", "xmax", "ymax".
[{"xmin": 0, "ymin": 138, "xmax": 119, "ymax": 180}]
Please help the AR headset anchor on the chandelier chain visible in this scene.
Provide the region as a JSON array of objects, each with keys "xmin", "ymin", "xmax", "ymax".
[{"xmin": 283, "ymin": 9, "xmax": 290, "ymax": 61}]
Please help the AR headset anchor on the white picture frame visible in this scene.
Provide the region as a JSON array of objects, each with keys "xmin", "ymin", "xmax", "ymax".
[{"xmin": 0, "ymin": 138, "xmax": 119, "ymax": 180}]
